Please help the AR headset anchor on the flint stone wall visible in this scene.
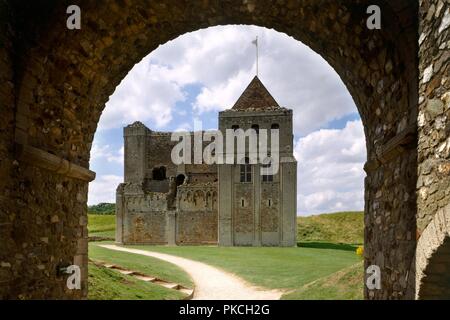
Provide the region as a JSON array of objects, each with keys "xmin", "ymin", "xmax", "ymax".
[
  {"xmin": 416, "ymin": 0, "xmax": 450, "ymax": 299},
  {"xmin": 1, "ymin": 0, "xmax": 448, "ymax": 300}
]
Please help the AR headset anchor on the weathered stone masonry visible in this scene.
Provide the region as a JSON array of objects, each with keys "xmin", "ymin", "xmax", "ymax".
[
  {"xmin": 116, "ymin": 77, "xmax": 297, "ymax": 247},
  {"xmin": 0, "ymin": 0, "xmax": 18, "ymax": 299},
  {"xmin": 116, "ymin": 123, "xmax": 219, "ymax": 245},
  {"xmin": 217, "ymin": 77, "xmax": 297, "ymax": 246},
  {"xmin": 0, "ymin": 0, "xmax": 448, "ymax": 299},
  {"xmin": 415, "ymin": 0, "xmax": 450, "ymax": 299}
]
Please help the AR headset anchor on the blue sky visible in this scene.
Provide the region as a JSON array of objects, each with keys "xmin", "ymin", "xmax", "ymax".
[{"xmin": 88, "ymin": 25, "xmax": 366, "ymax": 215}]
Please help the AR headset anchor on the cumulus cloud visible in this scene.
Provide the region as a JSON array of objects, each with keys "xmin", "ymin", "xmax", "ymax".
[
  {"xmin": 91, "ymin": 25, "xmax": 366, "ymax": 214},
  {"xmin": 88, "ymin": 175, "xmax": 123, "ymax": 205},
  {"xmin": 99, "ymin": 61, "xmax": 186, "ymax": 130},
  {"xmin": 91, "ymin": 143, "xmax": 124, "ymax": 164},
  {"xmin": 194, "ymin": 70, "xmax": 251, "ymax": 113},
  {"xmin": 149, "ymin": 25, "xmax": 257, "ymax": 87},
  {"xmin": 295, "ymin": 120, "xmax": 366, "ymax": 215},
  {"xmin": 99, "ymin": 25, "xmax": 356, "ymax": 135}
]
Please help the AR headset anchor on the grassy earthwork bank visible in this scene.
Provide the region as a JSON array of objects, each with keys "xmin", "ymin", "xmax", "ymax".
[
  {"xmin": 88, "ymin": 208, "xmax": 364, "ymax": 300},
  {"xmin": 88, "ymin": 244, "xmax": 193, "ymax": 300},
  {"xmin": 88, "ymin": 261, "xmax": 188, "ymax": 300},
  {"xmin": 89, "ymin": 244, "xmax": 193, "ymax": 288},
  {"xmin": 297, "ymin": 211, "xmax": 364, "ymax": 245},
  {"xmin": 88, "ymin": 214, "xmax": 115, "ymax": 238}
]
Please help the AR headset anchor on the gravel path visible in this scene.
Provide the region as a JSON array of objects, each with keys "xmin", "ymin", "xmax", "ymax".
[{"xmin": 99, "ymin": 244, "xmax": 283, "ymax": 300}]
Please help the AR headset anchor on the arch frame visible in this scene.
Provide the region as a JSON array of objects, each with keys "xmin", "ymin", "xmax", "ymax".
[
  {"xmin": 0, "ymin": 0, "xmax": 424, "ymax": 300},
  {"xmin": 415, "ymin": 204, "xmax": 450, "ymax": 299}
]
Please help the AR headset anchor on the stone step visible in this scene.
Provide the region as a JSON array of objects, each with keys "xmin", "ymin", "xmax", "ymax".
[
  {"xmin": 154, "ymin": 280, "xmax": 180, "ymax": 290},
  {"xmin": 134, "ymin": 275, "xmax": 156, "ymax": 282},
  {"xmin": 117, "ymin": 270, "xmax": 135, "ymax": 275},
  {"xmin": 179, "ymin": 288, "xmax": 194, "ymax": 296},
  {"xmin": 91, "ymin": 259, "xmax": 193, "ymax": 298}
]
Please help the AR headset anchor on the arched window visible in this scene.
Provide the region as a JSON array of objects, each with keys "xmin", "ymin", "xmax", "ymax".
[
  {"xmin": 271, "ymin": 123, "xmax": 280, "ymax": 130},
  {"xmin": 240, "ymin": 157, "xmax": 252, "ymax": 183},
  {"xmin": 251, "ymin": 124, "xmax": 259, "ymax": 134},
  {"xmin": 176, "ymin": 174, "xmax": 185, "ymax": 186},
  {"xmin": 231, "ymin": 125, "xmax": 239, "ymax": 130}
]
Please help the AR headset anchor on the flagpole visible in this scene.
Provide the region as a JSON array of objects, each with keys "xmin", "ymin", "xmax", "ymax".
[
  {"xmin": 256, "ymin": 36, "xmax": 259, "ymax": 77},
  {"xmin": 252, "ymin": 36, "xmax": 259, "ymax": 77}
]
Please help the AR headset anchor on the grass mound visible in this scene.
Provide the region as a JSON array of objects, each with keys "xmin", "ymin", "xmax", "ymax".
[
  {"xmin": 282, "ymin": 261, "xmax": 363, "ymax": 300},
  {"xmin": 297, "ymin": 211, "xmax": 363, "ymax": 245},
  {"xmin": 88, "ymin": 262, "xmax": 187, "ymax": 300},
  {"xmin": 90, "ymin": 243, "xmax": 194, "ymax": 288},
  {"xmin": 88, "ymin": 214, "xmax": 115, "ymax": 238}
]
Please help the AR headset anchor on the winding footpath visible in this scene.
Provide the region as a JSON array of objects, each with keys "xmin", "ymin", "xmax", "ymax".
[{"xmin": 99, "ymin": 244, "xmax": 283, "ymax": 300}]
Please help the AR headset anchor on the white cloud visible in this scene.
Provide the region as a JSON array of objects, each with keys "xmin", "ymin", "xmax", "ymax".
[
  {"xmin": 149, "ymin": 25, "xmax": 257, "ymax": 87},
  {"xmin": 91, "ymin": 143, "xmax": 124, "ymax": 164},
  {"xmin": 99, "ymin": 61, "xmax": 186, "ymax": 130},
  {"xmin": 91, "ymin": 25, "xmax": 366, "ymax": 214},
  {"xmin": 108, "ymin": 146, "xmax": 124, "ymax": 164},
  {"xmin": 88, "ymin": 175, "xmax": 123, "ymax": 205},
  {"xmin": 295, "ymin": 120, "xmax": 366, "ymax": 215},
  {"xmin": 193, "ymin": 70, "xmax": 251, "ymax": 113},
  {"xmin": 98, "ymin": 25, "xmax": 357, "ymax": 135}
]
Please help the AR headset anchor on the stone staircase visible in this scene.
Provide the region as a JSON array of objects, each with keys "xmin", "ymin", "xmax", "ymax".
[{"xmin": 90, "ymin": 259, "xmax": 194, "ymax": 298}]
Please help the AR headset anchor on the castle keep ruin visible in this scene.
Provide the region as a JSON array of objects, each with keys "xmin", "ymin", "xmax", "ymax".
[
  {"xmin": 115, "ymin": 77, "xmax": 297, "ymax": 246},
  {"xmin": 1, "ymin": 0, "xmax": 448, "ymax": 300}
]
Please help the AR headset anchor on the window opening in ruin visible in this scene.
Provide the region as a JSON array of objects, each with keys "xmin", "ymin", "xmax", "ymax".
[
  {"xmin": 152, "ymin": 166, "xmax": 167, "ymax": 180},
  {"xmin": 176, "ymin": 174, "xmax": 185, "ymax": 186},
  {"xmin": 240, "ymin": 157, "xmax": 252, "ymax": 182},
  {"xmin": 262, "ymin": 157, "xmax": 273, "ymax": 182}
]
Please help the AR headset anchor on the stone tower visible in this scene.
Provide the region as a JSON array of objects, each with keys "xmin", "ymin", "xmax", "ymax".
[
  {"xmin": 116, "ymin": 77, "xmax": 297, "ymax": 246},
  {"xmin": 116, "ymin": 76, "xmax": 297, "ymax": 247},
  {"xmin": 217, "ymin": 76, "xmax": 297, "ymax": 246}
]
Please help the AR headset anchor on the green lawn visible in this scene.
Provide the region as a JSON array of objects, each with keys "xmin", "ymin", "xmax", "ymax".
[
  {"xmin": 89, "ymin": 243, "xmax": 193, "ymax": 288},
  {"xmin": 88, "ymin": 214, "xmax": 115, "ymax": 238},
  {"xmin": 88, "ymin": 262, "xmax": 186, "ymax": 300},
  {"xmin": 124, "ymin": 244, "xmax": 362, "ymax": 299},
  {"xmin": 88, "ymin": 211, "xmax": 364, "ymax": 299}
]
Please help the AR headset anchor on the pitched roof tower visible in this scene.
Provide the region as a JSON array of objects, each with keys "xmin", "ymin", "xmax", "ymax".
[{"xmin": 231, "ymin": 76, "xmax": 280, "ymax": 111}]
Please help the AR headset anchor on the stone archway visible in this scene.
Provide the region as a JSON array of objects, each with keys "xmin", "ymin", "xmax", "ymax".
[
  {"xmin": 415, "ymin": 204, "xmax": 450, "ymax": 299},
  {"xmin": 1, "ymin": 0, "xmax": 448, "ymax": 300}
]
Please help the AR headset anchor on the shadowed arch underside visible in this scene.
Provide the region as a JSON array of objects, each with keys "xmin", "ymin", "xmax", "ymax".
[{"xmin": 416, "ymin": 205, "xmax": 450, "ymax": 299}]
